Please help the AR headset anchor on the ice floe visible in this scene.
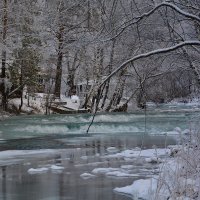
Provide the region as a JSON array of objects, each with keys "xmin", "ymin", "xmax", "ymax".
[
  {"xmin": 50, "ymin": 165, "xmax": 65, "ymax": 170},
  {"xmin": 28, "ymin": 167, "xmax": 49, "ymax": 174},
  {"xmin": 92, "ymin": 167, "xmax": 119, "ymax": 174},
  {"xmin": 106, "ymin": 147, "xmax": 119, "ymax": 153},
  {"xmin": 106, "ymin": 171, "xmax": 138, "ymax": 178},
  {"xmin": 120, "ymin": 165, "xmax": 134, "ymax": 170},
  {"xmin": 0, "ymin": 149, "xmax": 65, "ymax": 166},
  {"xmin": 0, "ymin": 149, "xmax": 64, "ymax": 160},
  {"xmin": 103, "ymin": 148, "xmax": 170, "ymax": 159},
  {"xmin": 80, "ymin": 173, "xmax": 96, "ymax": 179}
]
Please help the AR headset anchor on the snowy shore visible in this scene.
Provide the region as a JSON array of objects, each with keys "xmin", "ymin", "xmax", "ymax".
[{"xmin": 113, "ymin": 141, "xmax": 200, "ymax": 199}]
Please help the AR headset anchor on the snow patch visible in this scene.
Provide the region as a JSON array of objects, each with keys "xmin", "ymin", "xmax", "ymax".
[{"xmin": 114, "ymin": 178, "xmax": 158, "ymax": 200}]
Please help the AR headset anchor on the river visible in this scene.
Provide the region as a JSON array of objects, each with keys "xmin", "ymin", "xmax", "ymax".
[{"xmin": 0, "ymin": 103, "xmax": 199, "ymax": 200}]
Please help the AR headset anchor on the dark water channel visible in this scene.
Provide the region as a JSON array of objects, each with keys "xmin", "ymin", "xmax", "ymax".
[{"xmin": 0, "ymin": 108, "xmax": 199, "ymax": 200}]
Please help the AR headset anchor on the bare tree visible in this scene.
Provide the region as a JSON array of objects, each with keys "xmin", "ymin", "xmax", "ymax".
[{"xmin": 98, "ymin": 1, "xmax": 200, "ymax": 108}]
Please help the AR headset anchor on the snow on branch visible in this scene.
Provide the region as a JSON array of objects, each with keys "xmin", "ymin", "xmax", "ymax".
[
  {"xmin": 100, "ymin": 41, "xmax": 200, "ymax": 86},
  {"xmin": 104, "ymin": 2, "xmax": 200, "ymax": 42},
  {"xmin": 163, "ymin": 2, "xmax": 200, "ymax": 22}
]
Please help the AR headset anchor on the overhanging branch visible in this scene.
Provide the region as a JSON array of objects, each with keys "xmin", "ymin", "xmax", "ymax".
[
  {"xmin": 100, "ymin": 41, "xmax": 200, "ymax": 87},
  {"xmin": 104, "ymin": 2, "xmax": 200, "ymax": 42}
]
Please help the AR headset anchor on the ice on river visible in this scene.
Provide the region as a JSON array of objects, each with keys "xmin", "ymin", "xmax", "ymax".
[
  {"xmin": 28, "ymin": 167, "xmax": 49, "ymax": 174},
  {"xmin": 80, "ymin": 173, "xmax": 96, "ymax": 179},
  {"xmin": 0, "ymin": 149, "xmax": 65, "ymax": 166},
  {"xmin": 92, "ymin": 167, "xmax": 119, "ymax": 174},
  {"xmin": 82, "ymin": 147, "xmax": 172, "ymax": 180},
  {"xmin": 103, "ymin": 148, "xmax": 170, "ymax": 159},
  {"xmin": 28, "ymin": 165, "xmax": 65, "ymax": 174},
  {"xmin": 50, "ymin": 165, "xmax": 65, "ymax": 171}
]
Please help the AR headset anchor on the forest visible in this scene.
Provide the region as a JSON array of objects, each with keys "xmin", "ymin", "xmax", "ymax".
[{"xmin": 0, "ymin": 0, "xmax": 200, "ymax": 113}]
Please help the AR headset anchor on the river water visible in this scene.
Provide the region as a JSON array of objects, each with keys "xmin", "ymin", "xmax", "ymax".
[{"xmin": 0, "ymin": 103, "xmax": 199, "ymax": 200}]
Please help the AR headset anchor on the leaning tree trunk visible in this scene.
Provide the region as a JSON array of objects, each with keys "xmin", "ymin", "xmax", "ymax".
[
  {"xmin": 106, "ymin": 69, "xmax": 126, "ymax": 111},
  {"xmin": 1, "ymin": 0, "xmax": 8, "ymax": 111},
  {"xmin": 82, "ymin": 47, "xmax": 103, "ymax": 112}
]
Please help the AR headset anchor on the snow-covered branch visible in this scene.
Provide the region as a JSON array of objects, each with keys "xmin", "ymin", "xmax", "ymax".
[
  {"xmin": 100, "ymin": 41, "xmax": 200, "ymax": 86},
  {"xmin": 163, "ymin": 2, "xmax": 200, "ymax": 22},
  {"xmin": 103, "ymin": 2, "xmax": 200, "ymax": 42}
]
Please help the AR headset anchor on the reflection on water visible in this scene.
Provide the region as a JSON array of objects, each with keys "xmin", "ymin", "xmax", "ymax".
[{"xmin": 0, "ymin": 167, "xmax": 132, "ymax": 200}]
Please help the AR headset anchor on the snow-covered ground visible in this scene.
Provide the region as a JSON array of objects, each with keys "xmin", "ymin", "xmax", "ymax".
[
  {"xmin": 113, "ymin": 151, "xmax": 199, "ymax": 199},
  {"xmin": 112, "ymin": 139, "xmax": 200, "ymax": 199},
  {"xmin": 8, "ymin": 93, "xmax": 81, "ymax": 114}
]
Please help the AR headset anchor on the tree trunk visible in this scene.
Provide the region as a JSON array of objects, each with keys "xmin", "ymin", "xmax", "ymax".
[
  {"xmin": 67, "ymin": 51, "xmax": 79, "ymax": 97},
  {"xmin": 83, "ymin": 47, "xmax": 104, "ymax": 111},
  {"xmin": 54, "ymin": 25, "xmax": 64, "ymax": 98},
  {"xmin": 1, "ymin": 0, "xmax": 8, "ymax": 111},
  {"xmin": 19, "ymin": 68, "xmax": 23, "ymax": 112},
  {"xmin": 101, "ymin": 40, "xmax": 116, "ymax": 109},
  {"xmin": 182, "ymin": 48, "xmax": 200, "ymax": 88},
  {"xmin": 27, "ymin": 93, "xmax": 30, "ymax": 107},
  {"xmin": 54, "ymin": 50, "xmax": 63, "ymax": 98},
  {"xmin": 106, "ymin": 68, "xmax": 126, "ymax": 111}
]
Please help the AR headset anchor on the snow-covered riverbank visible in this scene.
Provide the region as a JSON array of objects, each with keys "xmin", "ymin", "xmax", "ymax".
[{"xmin": 113, "ymin": 137, "xmax": 200, "ymax": 199}]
